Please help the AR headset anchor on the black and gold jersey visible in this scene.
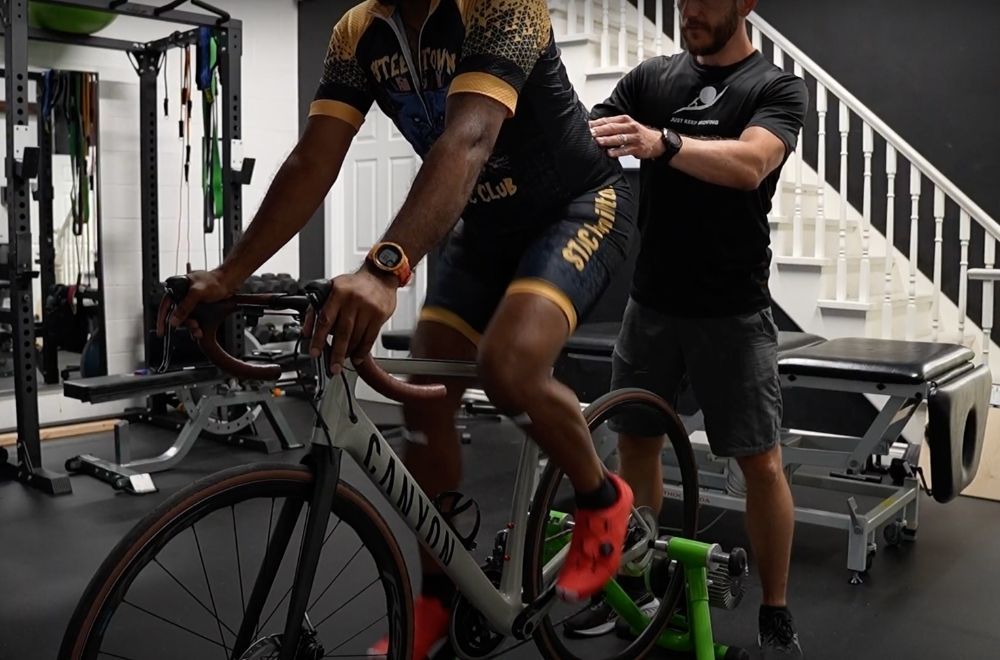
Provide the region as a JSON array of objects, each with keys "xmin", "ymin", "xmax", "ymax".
[{"xmin": 310, "ymin": 0, "xmax": 622, "ymax": 228}]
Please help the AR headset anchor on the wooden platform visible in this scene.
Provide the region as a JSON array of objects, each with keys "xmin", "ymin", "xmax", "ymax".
[{"xmin": 0, "ymin": 419, "xmax": 120, "ymax": 447}]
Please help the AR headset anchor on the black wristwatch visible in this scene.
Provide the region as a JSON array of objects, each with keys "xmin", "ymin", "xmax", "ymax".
[{"xmin": 659, "ymin": 128, "xmax": 683, "ymax": 163}]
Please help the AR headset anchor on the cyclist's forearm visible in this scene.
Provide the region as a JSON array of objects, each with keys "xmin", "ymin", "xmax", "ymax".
[
  {"xmin": 217, "ymin": 152, "xmax": 337, "ymax": 290},
  {"xmin": 379, "ymin": 127, "xmax": 493, "ymax": 266}
]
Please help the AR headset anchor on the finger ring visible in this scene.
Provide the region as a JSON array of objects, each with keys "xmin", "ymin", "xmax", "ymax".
[{"xmin": 619, "ymin": 134, "xmax": 627, "ymax": 146}]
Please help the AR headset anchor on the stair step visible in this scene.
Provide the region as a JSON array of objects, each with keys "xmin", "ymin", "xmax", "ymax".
[
  {"xmin": 585, "ymin": 65, "xmax": 633, "ymax": 80},
  {"xmin": 817, "ymin": 292, "xmax": 934, "ymax": 313},
  {"xmin": 775, "ymin": 255, "xmax": 888, "ymax": 269}
]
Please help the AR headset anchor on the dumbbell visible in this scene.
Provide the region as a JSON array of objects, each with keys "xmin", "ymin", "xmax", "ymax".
[
  {"xmin": 275, "ymin": 273, "xmax": 298, "ymax": 294},
  {"xmin": 282, "ymin": 323, "xmax": 302, "ymax": 342},
  {"xmin": 242, "ymin": 275, "xmax": 266, "ymax": 294},
  {"xmin": 252, "ymin": 323, "xmax": 280, "ymax": 344}
]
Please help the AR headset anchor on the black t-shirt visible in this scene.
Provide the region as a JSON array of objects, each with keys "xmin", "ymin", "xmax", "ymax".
[
  {"xmin": 311, "ymin": 0, "xmax": 622, "ymax": 232},
  {"xmin": 591, "ymin": 51, "xmax": 808, "ymax": 317}
]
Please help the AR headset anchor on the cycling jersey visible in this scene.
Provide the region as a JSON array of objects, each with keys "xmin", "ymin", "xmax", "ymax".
[{"xmin": 310, "ymin": 0, "xmax": 623, "ymax": 229}]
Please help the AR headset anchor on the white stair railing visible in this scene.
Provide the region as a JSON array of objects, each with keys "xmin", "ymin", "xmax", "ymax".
[{"xmin": 748, "ymin": 12, "xmax": 1000, "ymax": 362}]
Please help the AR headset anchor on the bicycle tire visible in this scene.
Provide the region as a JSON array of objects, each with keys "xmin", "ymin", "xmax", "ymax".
[
  {"xmin": 524, "ymin": 388, "xmax": 700, "ymax": 660},
  {"xmin": 60, "ymin": 462, "xmax": 413, "ymax": 660}
]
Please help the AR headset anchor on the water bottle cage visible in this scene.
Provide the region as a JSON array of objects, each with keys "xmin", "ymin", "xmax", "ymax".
[{"xmin": 433, "ymin": 491, "xmax": 482, "ymax": 551}]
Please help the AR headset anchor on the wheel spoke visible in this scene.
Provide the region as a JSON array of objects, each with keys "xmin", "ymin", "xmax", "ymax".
[
  {"xmin": 232, "ymin": 506, "xmax": 247, "ymax": 619},
  {"xmin": 191, "ymin": 524, "xmax": 232, "ymax": 658},
  {"xmin": 323, "ymin": 613, "xmax": 385, "ymax": 655},
  {"xmin": 307, "ymin": 542, "xmax": 364, "ymax": 611},
  {"xmin": 121, "ymin": 599, "xmax": 228, "ymax": 649},
  {"xmin": 152, "ymin": 559, "xmax": 237, "ymax": 638},
  {"xmin": 255, "ymin": 497, "xmax": 278, "ymax": 640},
  {"xmin": 258, "ymin": 517, "xmax": 343, "ymax": 633},
  {"xmin": 312, "ymin": 576, "xmax": 379, "ymax": 629}
]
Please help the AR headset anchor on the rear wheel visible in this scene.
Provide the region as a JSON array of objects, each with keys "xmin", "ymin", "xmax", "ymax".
[
  {"xmin": 60, "ymin": 462, "xmax": 412, "ymax": 660},
  {"xmin": 524, "ymin": 388, "xmax": 700, "ymax": 660}
]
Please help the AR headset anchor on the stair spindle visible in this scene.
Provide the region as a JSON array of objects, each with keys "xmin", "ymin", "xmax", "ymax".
[
  {"xmin": 751, "ymin": 25, "xmax": 762, "ymax": 52},
  {"xmin": 619, "ymin": 0, "xmax": 628, "ymax": 67},
  {"xmin": 908, "ymin": 166, "xmax": 921, "ymax": 341},
  {"xmin": 815, "ymin": 84, "xmax": 828, "ymax": 259},
  {"xmin": 636, "ymin": 0, "xmax": 645, "ymax": 61},
  {"xmin": 567, "ymin": 0, "xmax": 577, "ymax": 34},
  {"xmin": 860, "ymin": 123, "xmax": 873, "ymax": 304},
  {"xmin": 836, "ymin": 103, "xmax": 850, "ymax": 301},
  {"xmin": 601, "ymin": 0, "xmax": 610, "ymax": 68},
  {"xmin": 770, "ymin": 46, "xmax": 785, "ymax": 222},
  {"xmin": 883, "ymin": 145, "xmax": 897, "ymax": 339},
  {"xmin": 584, "ymin": 0, "xmax": 593, "ymax": 34},
  {"xmin": 792, "ymin": 63, "xmax": 804, "ymax": 258},
  {"xmin": 673, "ymin": 3, "xmax": 681, "ymax": 54},
  {"xmin": 983, "ymin": 237, "xmax": 996, "ymax": 364},
  {"xmin": 655, "ymin": 0, "xmax": 663, "ymax": 55},
  {"xmin": 932, "ymin": 187, "xmax": 945, "ymax": 340},
  {"xmin": 958, "ymin": 210, "xmax": 970, "ymax": 339}
]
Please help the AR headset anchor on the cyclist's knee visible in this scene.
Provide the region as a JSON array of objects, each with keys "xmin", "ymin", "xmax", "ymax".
[{"xmin": 477, "ymin": 346, "xmax": 535, "ymax": 416}]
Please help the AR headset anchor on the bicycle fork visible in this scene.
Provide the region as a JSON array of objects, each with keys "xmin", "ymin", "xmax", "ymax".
[{"xmin": 231, "ymin": 443, "xmax": 342, "ymax": 660}]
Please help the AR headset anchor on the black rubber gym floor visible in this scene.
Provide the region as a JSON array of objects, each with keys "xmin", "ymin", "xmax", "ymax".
[{"xmin": 2, "ymin": 397, "xmax": 998, "ymax": 659}]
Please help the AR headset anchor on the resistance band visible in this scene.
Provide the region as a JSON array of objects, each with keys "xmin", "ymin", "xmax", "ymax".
[{"xmin": 197, "ymin": 27, "xmax": 223, "ymax": 239}]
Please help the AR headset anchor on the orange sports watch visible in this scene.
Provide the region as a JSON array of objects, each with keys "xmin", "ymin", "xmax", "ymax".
[{"xmin": 366, "ymin": 242, "xmax": 413, "ymax": 287}]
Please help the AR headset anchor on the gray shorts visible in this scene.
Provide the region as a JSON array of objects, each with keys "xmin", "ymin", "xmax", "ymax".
[{"xmin": 610, "ymin": 298, "xmax": 782, "ymax": 458}]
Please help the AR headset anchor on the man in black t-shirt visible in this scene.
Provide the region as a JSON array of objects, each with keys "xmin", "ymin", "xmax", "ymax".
[{"xmin": 573, "ymin": 1, "xmax": 809, "ymax": 657}]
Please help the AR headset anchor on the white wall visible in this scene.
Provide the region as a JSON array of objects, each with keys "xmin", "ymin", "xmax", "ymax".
[{"xmin": 1, "ymin": 0, "xmax": 300, "ymax": 426}]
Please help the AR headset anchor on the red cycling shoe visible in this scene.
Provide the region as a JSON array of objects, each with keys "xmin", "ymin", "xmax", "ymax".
[
  {"xmin": 555, "ymin": 473, "xmax": 635, "ymax": 602},
  {"xmin": 368, "ymin": 594, "xmax": 450, "ymax": 659}
]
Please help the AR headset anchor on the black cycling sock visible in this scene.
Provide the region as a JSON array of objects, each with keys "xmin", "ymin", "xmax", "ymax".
[
  {"xmin": 575, "ymin": 476, "xmax": 618, "ymax": 510},
  {"xmin": 618, "ymin": 574, "xmax": 646, "ymax": 595},
  {"xmin": 421, "ymin": 572, "xmax": 456, "ymax": 605}
]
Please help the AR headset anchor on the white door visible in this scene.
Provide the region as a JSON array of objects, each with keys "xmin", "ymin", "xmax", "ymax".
[{"xmin": 327, "ymin": 108, "xmax": 426, "ymax": 358}]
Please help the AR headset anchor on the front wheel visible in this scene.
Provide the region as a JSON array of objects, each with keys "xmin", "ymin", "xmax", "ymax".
[
  {"xmin": 524, "ymin": 388, "xmax": 700, "ymax": 660},
  {"xmin": 61, "ymin": 462, "xmax": 413, "ymax": 660}
]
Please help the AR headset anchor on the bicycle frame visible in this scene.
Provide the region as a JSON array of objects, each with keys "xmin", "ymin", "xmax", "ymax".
[{"xmin": 316, "ymin": 358, "xmax": 538, "ymax": 637}]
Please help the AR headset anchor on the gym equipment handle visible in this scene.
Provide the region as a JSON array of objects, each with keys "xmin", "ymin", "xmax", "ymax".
[
  {"xmin": 158, "ymin": 275, "xmax": 446, "ymax": 404},
  {"xmin": 151, "ymin": 0, "xmax": 231, "ymax": 23}
]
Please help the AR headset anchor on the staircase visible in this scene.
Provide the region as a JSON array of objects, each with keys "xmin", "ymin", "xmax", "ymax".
[{"xmin": 548, "ymin": 1, "xmax": 1000, "ymax": 403}]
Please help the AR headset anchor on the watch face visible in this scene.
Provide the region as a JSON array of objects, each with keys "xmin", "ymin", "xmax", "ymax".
[{"xmin": 376, "ymin": 246, "xmax": 402, "ymax": 269}]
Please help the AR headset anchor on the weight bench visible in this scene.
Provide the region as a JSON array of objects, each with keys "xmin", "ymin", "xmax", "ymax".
[
  {"xmin": 63, "ymin": 366, "xmax": 303, "ymax": 494},
  {"xmin": 381, "ymin": 326, "xmax": 992, "ymax": 582}
]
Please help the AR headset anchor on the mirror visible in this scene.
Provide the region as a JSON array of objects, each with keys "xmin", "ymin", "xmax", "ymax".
[{"xmin": 0, "ymin": 68, "xmax": 107, "ymax": 395}]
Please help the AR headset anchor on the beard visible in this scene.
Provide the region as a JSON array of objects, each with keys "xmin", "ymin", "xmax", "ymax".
[{"xmin": 683, "ymin": 5, "xmax": 741, "ymax": 57}]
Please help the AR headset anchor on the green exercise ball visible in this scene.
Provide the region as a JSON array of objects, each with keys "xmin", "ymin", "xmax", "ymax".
[{"xmin": 29, "ymin": 2, "xmax": 117, "ymax": 35}]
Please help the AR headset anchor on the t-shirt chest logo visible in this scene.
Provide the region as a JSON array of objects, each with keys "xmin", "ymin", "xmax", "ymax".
[
  {"xmin": 675, "ymin": 85, "xmax": 729, "ymax": 113},
  {"xmin": 670, "ymin": 85, "xmax": 727, "ymax": 128}
]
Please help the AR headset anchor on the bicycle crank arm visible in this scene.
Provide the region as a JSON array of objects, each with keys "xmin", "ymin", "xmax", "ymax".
[{"xmin": 511, "ymin": 585, "xmax": 558, "ymax": 640}]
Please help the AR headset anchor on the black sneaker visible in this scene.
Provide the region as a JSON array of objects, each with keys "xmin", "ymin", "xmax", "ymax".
[
  {"xmin": 758, "ymin": 606, "xmax": 803, "ymax": 659},
  {"xmin": 613, "ymin": 594, "xmax": 660, "ymax": 640},
  {"xmin": 563, "ymin": 595, "xmax": 618, "ymax": 638}
]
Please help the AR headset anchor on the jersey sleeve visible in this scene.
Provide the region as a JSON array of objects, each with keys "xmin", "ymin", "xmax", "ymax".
[
  {"xmin": 449, "ymin": 0, "xmax": 552, "ymax": 117},
  {"xmin": 309, "ymin": 10, "xmax": 375, "ymax": 132},
  {"xmin": 746, "ymin": 74, "xmax": 809, "ymax": 156}
]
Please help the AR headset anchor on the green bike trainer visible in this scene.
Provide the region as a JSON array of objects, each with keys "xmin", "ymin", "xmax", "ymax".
[{"xmin": 544, "ymin": 512, "xmax": 750, "ymax": 660}]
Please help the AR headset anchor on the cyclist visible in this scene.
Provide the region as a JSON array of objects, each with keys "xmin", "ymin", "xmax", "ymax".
[{"xmin": 171, "ymin": 1, "xmax": 638, "ymax": 657}]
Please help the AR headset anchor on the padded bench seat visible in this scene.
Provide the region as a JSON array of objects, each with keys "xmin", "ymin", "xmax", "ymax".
[
  {"xmin": 778, "ymin": 338, "xmax": 975, "ymax": 385},
  {"xmin": 382, "ymin": 324, "xmax": 825, "ymax": 358},
  {"xmin": 64, "ymin": 366, "xmax": 221, "ymax": 404}
]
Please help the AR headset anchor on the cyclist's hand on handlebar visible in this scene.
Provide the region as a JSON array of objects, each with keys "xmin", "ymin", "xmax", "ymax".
[
  {"xmin": 168, "ymin": 269, "xmax": 234, "ymax": 338},
  {"xmin": 304, "ymin": 269, "xmax": 397, "ymax": 376}
]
